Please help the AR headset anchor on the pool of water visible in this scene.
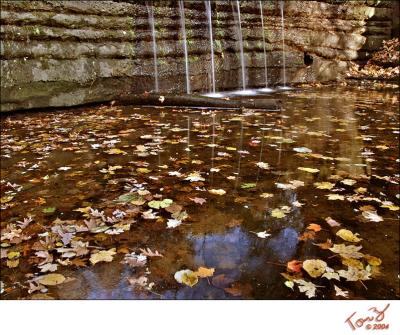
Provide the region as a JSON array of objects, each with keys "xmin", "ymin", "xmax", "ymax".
[{"xmin": 1, "ymin": 86, "xmax": 399, "ymax": 299}]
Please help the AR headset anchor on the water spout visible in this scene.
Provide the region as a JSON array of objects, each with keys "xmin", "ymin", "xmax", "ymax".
[
  {"xmin": 279, "ymin": 1, "xmax": 289, "ymax": 89},
  {"xmin": 232, "ymin": 0, "xmax": 247, "ymax": 91},
  {"xmin": 146, "ymin": 1, "xmax": 159, "ymax": 92},
  {"xmin": 178, "ymin": 0, "xmax": 190, "ymax": 94},
  {"xmin": 205, "ymin": 1, "xmax": 216, "ymax": 94},
  {"xmin": 258, "ymin": 1, "xmax": 274, "ymax": 93}
]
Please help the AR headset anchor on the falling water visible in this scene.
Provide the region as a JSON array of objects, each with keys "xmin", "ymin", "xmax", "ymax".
[
  {"xmin": 146, "ymin": 2, "xmax": 159, "ymax": 92},
  {"xmin": 233, "ymin": 0, "xmax": 246, "ymax": 90},
  {"xmin": 280, "ymin": 1, "xmax": 287, "ymax": 88},
  {"xmin": 205, "ymin": 1, "xmax": 216, "ymax": 94},
  {"xmin": 258, "ymin": 1, "xmax": 274, "ymax": 93},
  {"xmin": 178, "ymin": 0, "xmax": 190, "ymax": 94}
]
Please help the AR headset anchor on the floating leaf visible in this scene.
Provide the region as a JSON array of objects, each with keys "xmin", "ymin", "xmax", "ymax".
[
  {"xmin": 336, "ymin": 229, "xmax": 362, "ymax": 243},
  {"xmin": 167, "ymin": 219, "xmax": 182, "ymax": 228},
  {"xmin": 260, "ymin": 193, "xmax": 273, "ymax": 198},
  {"xmin": 302, "ymin": 259, "xmax": 327, "ymax": 278},
  {"xmin": 293, "ymin": 279, "xmax": 318, "ymax": 298},
  {"xmin": 363, "ymin": 254, "xmax": 382, "ymax": 266},
  {"xmin": 208, "ymin": 189, "xmax": 226, "ymax": 195},
  {"xmin": 42, "ymin": 207, "xmax": 56, "ymax": 214},
  {"xmin": 342, "ymin": 258, "xmax": 364, "ymax": 270},
  {"xmin": 90, "ymin": 248, "xmax": 116, "ymax": 265},
  {"xmin": 105, "ymin": 148, "xmax": 127, "ymax": 155},
  {"xmin": 325, "ymin": 217, "xmax": 341, "ymax": 227},
  {"xmin": 322, "ymin": 267, "xmax": 340, "ymax": 281},
  {"xmin": 194, "ymin": 267, "xmax": 215, "ymax": 278},
  {"xmin": 314, "ymin": 182, "xmax": 334, "ymax": 190},
  {"xmin": 271, "ymin": 208, "xmax": 286, "ymax": 218},
  {"xmin": 298, "ymin": 167, "xmax": 319, "ymax": 173},
  {"xmin": 306, "ymin": 224, "xmax": 321, "ymax": 232},
  {"xmin": 254, "ymin": 231, "xmax": 271, "ymax": 239},
  {"xmin": 240, "ymin": 183, "xmax": 257, "ymax": 189},
  {"xmin": 334, "ymin": 285, "xmax": 349, "ymax": 298},
  {"xmin": 139, "ymin": 248, "xmax": 163, "ymax": 258},
  {"xmin": 284, "ymin": 280, "xmax": 294, "ymax": 290},
  {"xmin": 326, "ymin": 194, "xmax": 345, "ymax": 201},
  {"xmin": 36, "ymin": 273, "xmax": 66, "ymax": 286},
  {"xmin": 362, "ymin": 211, "xmax": 383, "ymax": 222},
  {"xmin": 122, "ymin": 253, "xmax": 147, "ymax": 267},
  {"xmin": 338, "ymin": 266, "xmax": 371, "ymax": 281},
  {"xmin": 189, "ymin": 197, "xmax": 207, "ymax": 205},
  {"xmin": 293, "ymin": 147, "xmax": 312, "ymax": 153},
  {"xmin": 287, "ymin": 260, "xmax": 302, "ymax": 273},
  {"xmin": 174, "ymin": 269, "xmax": 198, "ymax": 287},
  {"xmin": 341, "ymin": 179, "xmax": 356, "ymax": 186},
  {"xmin": 256, "ymin": 162, "xmax": 269, "ymax": 169},
  {"xmin": 148, "ymin": 199, "xmax": 173, "ymax": 209},
  {"xmin": 329, "ymin": 244, "xmax": 364, "ymax": 259}
]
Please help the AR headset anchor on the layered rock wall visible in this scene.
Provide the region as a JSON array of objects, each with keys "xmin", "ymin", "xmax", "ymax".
[{"xmin": 0, "ymin": 0, "xmax": 396, "ymax": 112}]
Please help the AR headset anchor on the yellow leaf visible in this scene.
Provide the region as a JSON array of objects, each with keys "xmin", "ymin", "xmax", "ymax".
[
  {"xmin": 302, "ymin": 259, "xmax": 327, "ymax": 278},
  {"xmin": 208, "ymin": 189, "xmax": 226, "ymax": 196},
  {"xmin": 1, "ymin": 195, "xmax": 14, "ymax": 204},
  {"xmin": 313, "ymin": 182, "xmax": 334, "ymax": 190},
  {"xmin": 7, "ymin": 251, "xmax": 20, "ymax": 259},
  {"xmin": 326, "ymin": 194, "xmax": 345, "ymax": 200},
  {"xmin": 6, "ymin": 259, "xmax": 19, "ymax": 268},
  {"xmin": 381, "ymin": 204, "xmax": 399, "ymax": 211},
  {"xmin": 105, "ymin": 148, "xmax": 127, "ymax": 155},
  {"xmin": 298, "ymin": 167, "xmax": 319, "ymax": 173},
  {"xmin": 363, "ymin": 254, "xmax": 382, "ymax": 266},
  {"xmin": 342, "ymin": 258, "xmax": 364, "ymax": 270},
  {"xmin": 136, "ymin": 168, "xmax": 151, "ymax": 174},
  {"xmin": 260, "ymin": 193, "xmax": 273, "ymax": 198},
  {"xmin": 336, "ymin": 229, "xmax": 362, "ymax": 243},
  {"xmin": 194, "ymin": 267, "xmax": 215, "ymax": 278},
  {"xmin": 36, "ymin": 273, "xmax": 66, "ymax": 286},
  {"xmin": 90, "ymin": 248, "xmax": 116, "ymax": 265},
  {"xmin": 271, "ymin": 208, "xmax": 286, "ymax": 218}
]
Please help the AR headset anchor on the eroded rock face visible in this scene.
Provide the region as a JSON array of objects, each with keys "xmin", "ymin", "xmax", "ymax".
[{"xmin": 0, "ymin": 0, "xmax": 396, "ymax": 112}]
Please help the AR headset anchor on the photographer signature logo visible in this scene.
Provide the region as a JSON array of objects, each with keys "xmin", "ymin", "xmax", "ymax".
[{"xmin": 345, "ymin": 303, "xmax": 390, "ymax": 331}]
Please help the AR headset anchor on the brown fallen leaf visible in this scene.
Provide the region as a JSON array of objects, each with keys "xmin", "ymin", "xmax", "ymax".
[
  {"xmin": 224, "ymin": 282, "xmax": 253, "ymax": 297},
  {"xmin": 298, "ymin": 230, "xmax": 316, "ymax": 241},
  {"xmin": 189, "ymin": 197, "xmax": 207, "ymax": 205},
  {"xmin": 211, "ymin": 274, "xmax": 234, "ymax": 288},
  {"xmin": 313, "ymin": 239, "xmax": 333, "ymax": 250},
  {"xmin": 306, "ymin": 223, "xmax": 322, "ymax": 232}
]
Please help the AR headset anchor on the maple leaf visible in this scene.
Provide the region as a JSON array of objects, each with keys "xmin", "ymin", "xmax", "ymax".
[
  {"xmin": 338, "ymin": 266, "xmax": 371, "ymax": 281},
  {"xmin": 253, "ymin": 231, "xmax": 271, "ymax": 239},
  {"xmin": 334, "ymin": 285, "xmax": 349, "ymax": 298},
  {"xmin": 329, "ymin": 244, "xmax": 364, "ymax": 259},
  {"xmin": 167, "ymin": 218, "xmax": 182, "ymax": 228},
  {"xmin": 293, "ymin": 279, "xmax": 318, "ymax": 298},
  {"xmin": 38, "ymin": 263, "xmax": 58, "ymax": 273},
  {"xmin": 314, "ymin": 182, "xmax": 335, "ymax": 190},
  {"xmin": 322, "ymin": 267, "xmax": 340, "ymax": 280}
]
